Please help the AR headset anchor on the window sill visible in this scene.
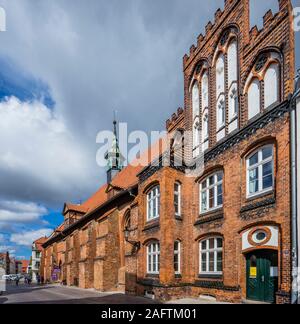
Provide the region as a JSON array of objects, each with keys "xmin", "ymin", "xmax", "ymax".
[
  {"xmin": 229, "ymin": 115, "xmax": 238, "ymax": 123},
  {"xmin": 198, "ymin": 274, "xmax": 223, "ymax": 280},
  {"xmin": 175, "ymin": 215, "xmax": 183, "ymax": 221},
  {"xmin": 143, "ymin": 220, "xmax": 160, "ymax": 232},
  {"xmin": 241, "ymin": 196, "xmax": 276, "ymax": 214},
  {"xmin": 217, "ymin": 125, "xmax": 226, "ymax": 132},
  {"xmin": 146, "ymin": 274, "xmax": 159, "ymax": 279},
  {"xmin": 195, "ymin": 213, "xmax": 224, "ymax": 226},
  {"xmin": 199, "ymin": 207, "xmax": 223, "ymax": 218},
  {"xmin": 246, "ymin": 190, "xmax": 274, "ymax": 203}
]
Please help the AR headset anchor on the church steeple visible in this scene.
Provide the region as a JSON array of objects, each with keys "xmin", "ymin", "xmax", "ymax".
[{"xmin": 105, "ymin": 114, "xmax": 123, "ymax": 184}]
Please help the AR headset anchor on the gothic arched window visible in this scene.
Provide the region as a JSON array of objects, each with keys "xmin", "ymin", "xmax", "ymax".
[
  {"xmin": 214, "ymin": 30, "xmax": 239, "ymax": 141},
  {"xmin": 264, "ymin": 63, "xmax": 279, "ymax": 109},
  {"xmin": 245, "ymin": 52, "xmax": 281, "ymax": 120},
  {"xmin": 192, "ymin": 82, "xmax": 200, "ymax": 158},
  {"xmin": 248, "ymin": 79, "xmax": 261, "ymax": 120}
]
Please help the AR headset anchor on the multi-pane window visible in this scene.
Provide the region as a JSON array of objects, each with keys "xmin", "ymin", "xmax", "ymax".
[
  {"xmin": 199, "ymin": 237, "xmax": 223, "ymax": 275},
  {"xmin": 174, "ymin": 241, "xmax": 181, "ymax": 275},
  {"xmin": 147, "ymin": 242, "xmax": 160, "ymax": 274},
  {"xmin": 200, "ymin": 172, "xmax": 223, "ymax": 214},
  {"xmin": 247, "ymin": 146, "xmax": 274, "ymax": 197},
  {"xmin": 174, "ymin": 182, "xmax": 181, "ymax": 217},
  {"xmin": 147, "ymin": 186, "xmax": 160, "ymax": 221}
]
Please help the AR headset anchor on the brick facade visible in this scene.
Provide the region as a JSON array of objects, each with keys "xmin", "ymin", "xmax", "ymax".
[{"xmin": 41, "ymin": 0, "xmax": 295, "ymax": 304}]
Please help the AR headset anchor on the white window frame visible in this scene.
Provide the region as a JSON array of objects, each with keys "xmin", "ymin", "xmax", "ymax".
[
  {"xmin": 199, "ymin": 237, "xmax": 223, "ymax": 275},
  {"xmin": 246, "ymin": 145, "xmax": 274, "ymax": 198},
  {"xmin": 174, "ymin": 241, "xmax": 181, "ymax": 275},
  {"xmin": 174, "ymin": 182, "xmax": 181, "ymax": 217},
  {"xmin": 147, "ymin": 186, "xmax": 160, "ymax": 221},
  {"xmin": 200, "ymin": 172, "xmax": 223, "ymax": 214},
  {"xmin": 147, "ymin": 242, "xmax": 160, "ymax": 275}
]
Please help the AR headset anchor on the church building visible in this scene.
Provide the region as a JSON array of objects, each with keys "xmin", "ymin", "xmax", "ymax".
[{"xmin": 42, "ymin": 0, "xmax": 298, "ymax": 304}]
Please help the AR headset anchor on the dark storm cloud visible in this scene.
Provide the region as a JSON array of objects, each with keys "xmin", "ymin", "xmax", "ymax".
[{"xmin": 0, "ymin": 0, "xmax": 298, "ymax": 209}]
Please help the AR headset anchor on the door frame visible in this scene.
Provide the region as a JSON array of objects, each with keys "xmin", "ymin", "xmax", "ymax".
[{"xmin": 245, "ymin": 249, "xmax": 279, "ymax": 303}]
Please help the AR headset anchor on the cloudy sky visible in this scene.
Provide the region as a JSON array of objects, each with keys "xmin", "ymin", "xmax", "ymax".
[{"xmin": 0, "ymin": 0, "xmax": 299, "ymax": 259}]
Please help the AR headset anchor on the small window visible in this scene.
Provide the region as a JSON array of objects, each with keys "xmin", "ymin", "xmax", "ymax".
[
  {"xmin": 199, "ymin": 237, "xmax": 223, "ymax": 275},
  {"xmin": 147, "ymin": 186, "xmax": 160, "ymax": 221},
  {"xmin": 200, "ymin": 172, "xmax": 223, "ymax": 214},
  {"xmin": 174, "ymin": 182, "xmax": 181, "ymax": 217},
  {"xmin": 247, "ymin": 146, "xmax": 274, "ymax": 197},
  {"xmin": 174, "ymin": 241, "xmax": 181, "ymax": 275},
  {"xmin": 147, "ymin": 242, "xmax": 160, "ymax": 275}
]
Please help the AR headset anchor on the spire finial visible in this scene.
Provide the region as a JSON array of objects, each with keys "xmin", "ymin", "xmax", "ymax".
[{"xmin": 113, "ymin": 110, "xmax": 118, "ymax": 137}]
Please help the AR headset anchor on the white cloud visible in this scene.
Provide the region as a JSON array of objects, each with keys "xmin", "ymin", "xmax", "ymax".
[
  {"xmin": 10, "ymin": 228, "xmax": 52, "ymax": 247},
  {"xmin": 0, "ymin": 246, "xmax": 16, "ymax": 254},
  {"xmin": 0, "ymin": 97, "xmax": 98, "ymax": 206},
  {"xmin": 0, "ymin": 200, "xmax": 48, "ymax": 223},
  {"xmin": 0, "ymin": 234, "xmax": 5, "ymax": 243}
]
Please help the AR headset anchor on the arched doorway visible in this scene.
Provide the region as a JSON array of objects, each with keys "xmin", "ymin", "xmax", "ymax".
[{"xmin": 246, "ymin": 250, "xmax": 278, "ymax": 303}]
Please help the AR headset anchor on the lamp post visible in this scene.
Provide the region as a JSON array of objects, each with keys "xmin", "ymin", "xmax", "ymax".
[{"xmin": 124, "ymin": 227, "xmax": 140, "ymax": 251}]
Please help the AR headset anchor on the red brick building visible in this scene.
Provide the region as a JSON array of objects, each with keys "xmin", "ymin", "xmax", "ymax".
[{"xmin": 42, "ymin": 0, "xmax": 296, "ymax": 304}]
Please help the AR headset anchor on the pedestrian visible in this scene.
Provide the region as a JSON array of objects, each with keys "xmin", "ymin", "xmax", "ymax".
[{"xmin": 16, "ymin": 277, "xmax": 20, "ymax": 287}]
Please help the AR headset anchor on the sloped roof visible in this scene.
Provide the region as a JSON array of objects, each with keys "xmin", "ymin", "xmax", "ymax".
[
  {"xmin": 63, "ymin": 203, "xmax": 89, "ymax": 215},
  {"xmin": 44, "ymin": 137, "xmax": 167, "ymax": 247},
  {"xmin": 33, "ymin": 237, "xmax": 48, "ymax": 251},
  {"xmin": 21, "ymin": 260, "xmax": 30, "ymax": 269}
]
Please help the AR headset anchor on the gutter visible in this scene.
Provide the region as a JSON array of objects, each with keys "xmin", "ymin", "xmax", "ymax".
[{"xmin": 291, "ymin": 71, "xmax": 300, "ymax": 304}]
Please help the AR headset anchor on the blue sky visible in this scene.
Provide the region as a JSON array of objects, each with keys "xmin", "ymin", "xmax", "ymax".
[{"xmin": 0, "ymin": 0, "xmax": 299, "ymax": 260}]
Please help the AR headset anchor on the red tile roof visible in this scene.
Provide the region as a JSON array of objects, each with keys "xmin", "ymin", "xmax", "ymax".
[
  {"xmin": 81, "ymin": 137, "xmax": 166, "ymax": 212},
  {"xmin": 64, "ymin": 203, "xmax": 89, "ymax": 215},
  {"xmin": 34, "ymin": 237, "xmax": 48, "ymax": 251},
  {"xmin": 44, "ymin": 138, "xmax": 167, "ymax": 245},
  {"xmin": 21, "ymin": 260, "xmax": 29, "ymax": 271}
]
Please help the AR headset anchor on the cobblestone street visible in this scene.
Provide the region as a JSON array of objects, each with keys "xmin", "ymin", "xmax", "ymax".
[{"xmin": 0, "ymin": 283, "xmax": 159, "ymax": 304}]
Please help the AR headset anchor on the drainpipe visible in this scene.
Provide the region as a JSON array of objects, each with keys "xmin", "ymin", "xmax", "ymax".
[{"xmin": 291, "ymin": 70, "xmax": 300, "ymax": 304}]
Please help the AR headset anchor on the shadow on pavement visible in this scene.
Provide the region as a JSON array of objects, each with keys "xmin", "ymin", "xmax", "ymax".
[{"xmin": 9, "ymin": 293, "xmax": 160, "ymax": 305}]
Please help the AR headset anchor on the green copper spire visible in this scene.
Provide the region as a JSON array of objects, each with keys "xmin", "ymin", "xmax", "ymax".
[{"xmin": 105, "ymin": 112, "xmax": 123, "ymax": 183}]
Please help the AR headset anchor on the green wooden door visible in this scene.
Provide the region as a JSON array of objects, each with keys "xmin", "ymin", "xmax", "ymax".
[{"xmin": 246, "ymin": 251, "xmax": 278, "ymax": 303}]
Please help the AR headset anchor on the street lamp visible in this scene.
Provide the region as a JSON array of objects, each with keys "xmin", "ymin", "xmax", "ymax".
[{"xmin": 124, "ymin": 226, "xmax": 140, "ymax": 251}]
